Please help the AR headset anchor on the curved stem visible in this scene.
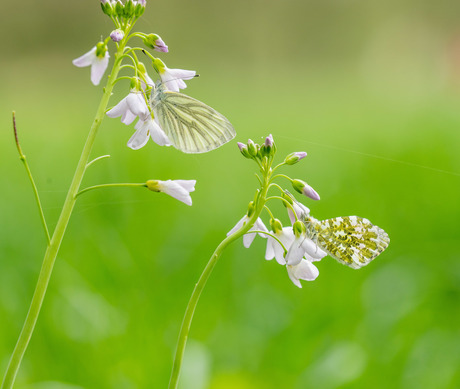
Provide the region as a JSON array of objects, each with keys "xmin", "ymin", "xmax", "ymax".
[
  {"xmin": 270, "ymin": 173, "xmax": 292, "ymax": 183},
  {"xmin": 85, "ymin": 155, "xmax": 111, "ymax": 170},
  {"xmin": 12, "ymin": 113, "xmax": 50, "ymax": 245},
  {"xmin": 75, "ymin": 183, "xmax": 146, "ymax": 198},
  {"xmin": 168, "ymin": 178, "xmax": 270, "ymax": 389},
  {"xmin": 1, "ymin": 30, "xmax": 132, "ymax": 389}
]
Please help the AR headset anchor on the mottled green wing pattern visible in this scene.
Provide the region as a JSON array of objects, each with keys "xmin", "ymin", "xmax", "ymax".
[
  {"xmin": 314, "ymin": 216, "xmax": 390, "ymax": 269},
  {"xmin": 153, "ymin": 91, "xmax": 235, "ymax": 154}
]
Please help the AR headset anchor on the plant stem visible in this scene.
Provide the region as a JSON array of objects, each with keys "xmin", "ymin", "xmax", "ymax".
[
  {"xmin": 75, "ymin": 182, "xmax": 147, "ymax": 198},
  {"xmin": 1, "ymin": 42, "xmax": 127, "ymax": 389},
  {"xmin": 168, "ymin": 176, "xmax": 270, "ymax": 389},
  {"xmin": 12, "ymin": 112, "xmax": 51, "ymax": 245}
]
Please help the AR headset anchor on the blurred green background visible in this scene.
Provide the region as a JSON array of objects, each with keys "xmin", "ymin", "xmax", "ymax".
[{"xmin": 1, "ymin": 0, "xmax": 460, "ymax": 388}]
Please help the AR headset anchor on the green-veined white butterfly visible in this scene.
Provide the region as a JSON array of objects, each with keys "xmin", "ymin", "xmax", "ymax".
[{"xmin": 150, "ymin": 82, "xmax": 236, "ymax": 154}]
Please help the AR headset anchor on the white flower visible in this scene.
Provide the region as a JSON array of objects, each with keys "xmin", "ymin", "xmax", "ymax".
[
  {"xmin": 287, "ymin": 259, "xmax": 320, "ymax": 288},
  {"xmin": 285, "ymin": 232, "xmax": 327, "ymax": 266},
  {"xmin": 72, "ymin": 46, "xmax": 110, "ymax": 86},
  {"xmin": 265, "ymin": 226, "xmax": 324, "ymax": 287},
  {"xmin": 127, "ymin": 117, "xmax": 171, "ymax": 150},
  {"xmin": 227, "ymin": 216, "xmax": 268, "ymax": 248},
  {"xmin": 147, "ymin": 180, "xmax": 196, "ymax": 206},
  {"xmin": 159, "ymin": 66, "xmax": 196, "ymax": 92},
  {"xmin": 106, "ymin": 91, "xmax": 149, "ymax": 125}
]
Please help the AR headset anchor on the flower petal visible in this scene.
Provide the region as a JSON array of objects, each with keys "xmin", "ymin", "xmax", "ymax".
[
  {"xmin": 90, "ymin": 53, "xmax": 109, "ymax": 85},
  {"xmin": 174, "ymin": 180, "xmax": 196, "ymax": 192},
  {"xmin": 285, "ymin": 237, "xmax": 305, "ymax": 266},
  {"xmin": 265, "ymin": 236, "xmax": 275, "ymax": 260},
  {"xmin": 159, "ymin": 180, "xmax": 193, "ymax": 206},
  {"xmin": 72, "ymin": 47, "xmax": 97, "ymax": 67},
  {"xmin": 127, "ymin": 121, "xmax": 150, "ymax": 150},
  {"xmin": 287, "ymin": 260, "xmax": 319, "ymax": 288},
  {"xmin": 149, "ymin": 119, "xmax": 171, "ymax": 146},
  {"xmin": 227, "ymin": 215, "xmax": 248, "ymax": 236},
  {"xmin": 243, "ymin": 233, "xmax": 257, "ymax": 248},
  {"xmin": 301, "ymin": 238, "xmax": 327, "ymax": 260},
  {"xmin": 126, "ymin": 93, "xmax": 149, "ymax": 120}
]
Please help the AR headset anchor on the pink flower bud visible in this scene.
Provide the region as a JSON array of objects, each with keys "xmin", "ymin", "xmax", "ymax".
[
  {"xmin": 264, "ymin": 134, "xmax": 274, "ymax": 147},
  {"xmin": 110, "ymin": 29, "xmax": 124, "ymax": 42}
]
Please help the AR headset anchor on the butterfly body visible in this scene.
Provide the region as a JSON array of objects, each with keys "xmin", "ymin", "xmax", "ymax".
[{"xmin": 151, "ymin": 83, "xmax": 236, "ymax": 154}]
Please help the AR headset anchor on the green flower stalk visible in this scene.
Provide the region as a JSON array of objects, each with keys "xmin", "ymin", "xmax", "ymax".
[
  {"xmin": 168, "ymin": 134, "xmax": 390, "ymax": 387},
  {"xmin": 1, "ymin": 2, "xmax": 199, "ymax": 387}
]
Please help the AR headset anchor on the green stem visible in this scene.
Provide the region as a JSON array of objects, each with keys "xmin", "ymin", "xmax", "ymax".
[
  {"xmin": 85, "ymin": 155, "xmax": 111, "ymax": 170},
  {"xmin": 75, "ymin": 183, "xmax": 146, "ymax": 198},
  {"xmin": 12, "ymin": 112, "xmax": 50, "ymax": 245},
  {"xmin": 168, "ymin": 177, "xmax": 270, "ymax": 389},
  {"xmin": 1, "ymin": 36, "xmax": 130, "ymax": 389}
]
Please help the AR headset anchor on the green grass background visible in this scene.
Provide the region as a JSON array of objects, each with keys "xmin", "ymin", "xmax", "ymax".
[{"xmin": 1, "ymin": 0, "xmax": 460, "ymax": 388}]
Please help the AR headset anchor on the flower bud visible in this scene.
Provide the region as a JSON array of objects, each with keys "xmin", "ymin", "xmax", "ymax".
[
  {"xmin": 100, "ymin": 0, "xmax": 114, "ymax": 16},
  {"xmin": 143, "ymin": 34, "xmax": 169, "ymax": 53},
  {"xmin": 124, "ymin": 0, "xmax": 135, "ymax": 17},
  {"xmin": 237, "ymin": 142, "xmax": 251, "ymax": 159},
  {"xmin": 134, "ymin": 0, "xmax": 146, "ymax": 16},
  {"xmin": 114, "ymin": 0, "xmax": 124, "ymax": 17},
  {"xmin": 292, "ymin": 179, "xmax": 320, "ymax": 201},
  {"xmin": 292, "ymin": 220, "xmax": 306, "ymax": 237},
  {"xmin": 270, "ymin": 218, "xmax": 283, "ymax": 234},
  {"xmin": 110, "ymin": 29, "xmax": 124, "ymax": 43},
  {"xmin": 247, "ymin": 139, "xmax": 258, "ymax": 157},
  {"xmin": 264, "ymin": 134, "xmax": 274, "ymax": 148},
  {"xmin": 95, "ymin": 42, "xmax": 108, "ymax": 58},
  {"xmin": 284, "ymin": 151, "xmax": 307, "ymax": 165},
  {"xmin": 129, "ymin": 77, "xmax": 142, "ymax": 90},
  {"xmin": 152, "ymin": 58, "xmax": 166, "ymax": 74}
]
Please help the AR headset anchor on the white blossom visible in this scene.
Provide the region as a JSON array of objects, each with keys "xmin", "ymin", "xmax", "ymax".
[
  {"xmin": 72, "ymin": 46, "xmax": 109, "ymax": 86},
  {"xmin": 127, "ymin": 117, "xmax": 171, "ymax": 150},
  {"xmin": 106, "ymin": 91, "xmax": 149, "ymax": 125},
  {"xmin": 227, "ymin": 216, "xmax": 268, "ymax": 248},
  {"xmin": 147, "ymin": 180, "xmax": 196, "ymax": 206},
  {"xmin": 159, "ymin": 66, "xmax": 196, "ymax": 92}
]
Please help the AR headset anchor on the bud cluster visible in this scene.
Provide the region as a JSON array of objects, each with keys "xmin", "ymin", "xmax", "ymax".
[
  {"xmin": 101, "ymin": 0, "xmax": 146, "ymax": 19},
  {"xmin": 237, "ymin": 134, "xmax": 276, "ymax": 161}
]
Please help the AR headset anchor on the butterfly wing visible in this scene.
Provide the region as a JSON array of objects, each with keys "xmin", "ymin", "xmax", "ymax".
[
  {"xmin": 153, "ymin": 90, "xmax": 235, "ymax": 153},
  {"xmin": 314, "ymin": 216, "xmax": 390, "ymax": 269}
]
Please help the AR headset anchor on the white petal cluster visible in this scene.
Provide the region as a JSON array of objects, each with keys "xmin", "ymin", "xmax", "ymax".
[
  {"xmin": 228, "ymin": 210, "xmax": 327, "ymax": 288},
  {"xmin": 72, "ymin": 47, "xmax": 110, "ymax": 86},
  {"xmin": 127, "ymin": 117, "xmax": 171, "ymax": 150},
  {"xmin": 266, "ymin": 227, "xmax": 326, "ymax": 288},
  {"xmin": 106, "ymin": 91, "xmax": 171, "ymax": 150},
  {"xmin": 227, "ymin": 216, "xmax": 268, "ymax": 248},
  {"xmin": 107, "ymin": 91, "xmax": 149, "ymax": 125}
]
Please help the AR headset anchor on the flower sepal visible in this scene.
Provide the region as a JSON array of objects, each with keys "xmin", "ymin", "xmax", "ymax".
[{"xmin": 100, "ymin": 0, "xmax": 114, "ymax": 16}]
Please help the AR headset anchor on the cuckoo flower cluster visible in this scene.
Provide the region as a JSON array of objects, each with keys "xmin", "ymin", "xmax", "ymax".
[
  {"xmin": 73, "ymin": 0, "xmax": 195, "ymax": 151},
  {"xmin": 227, "ymin": 135, "xmax": 326, "ymax": 288},
  {"xmin": 72, "ymin": 0, "xmax": 197, "ymax": 206}
]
